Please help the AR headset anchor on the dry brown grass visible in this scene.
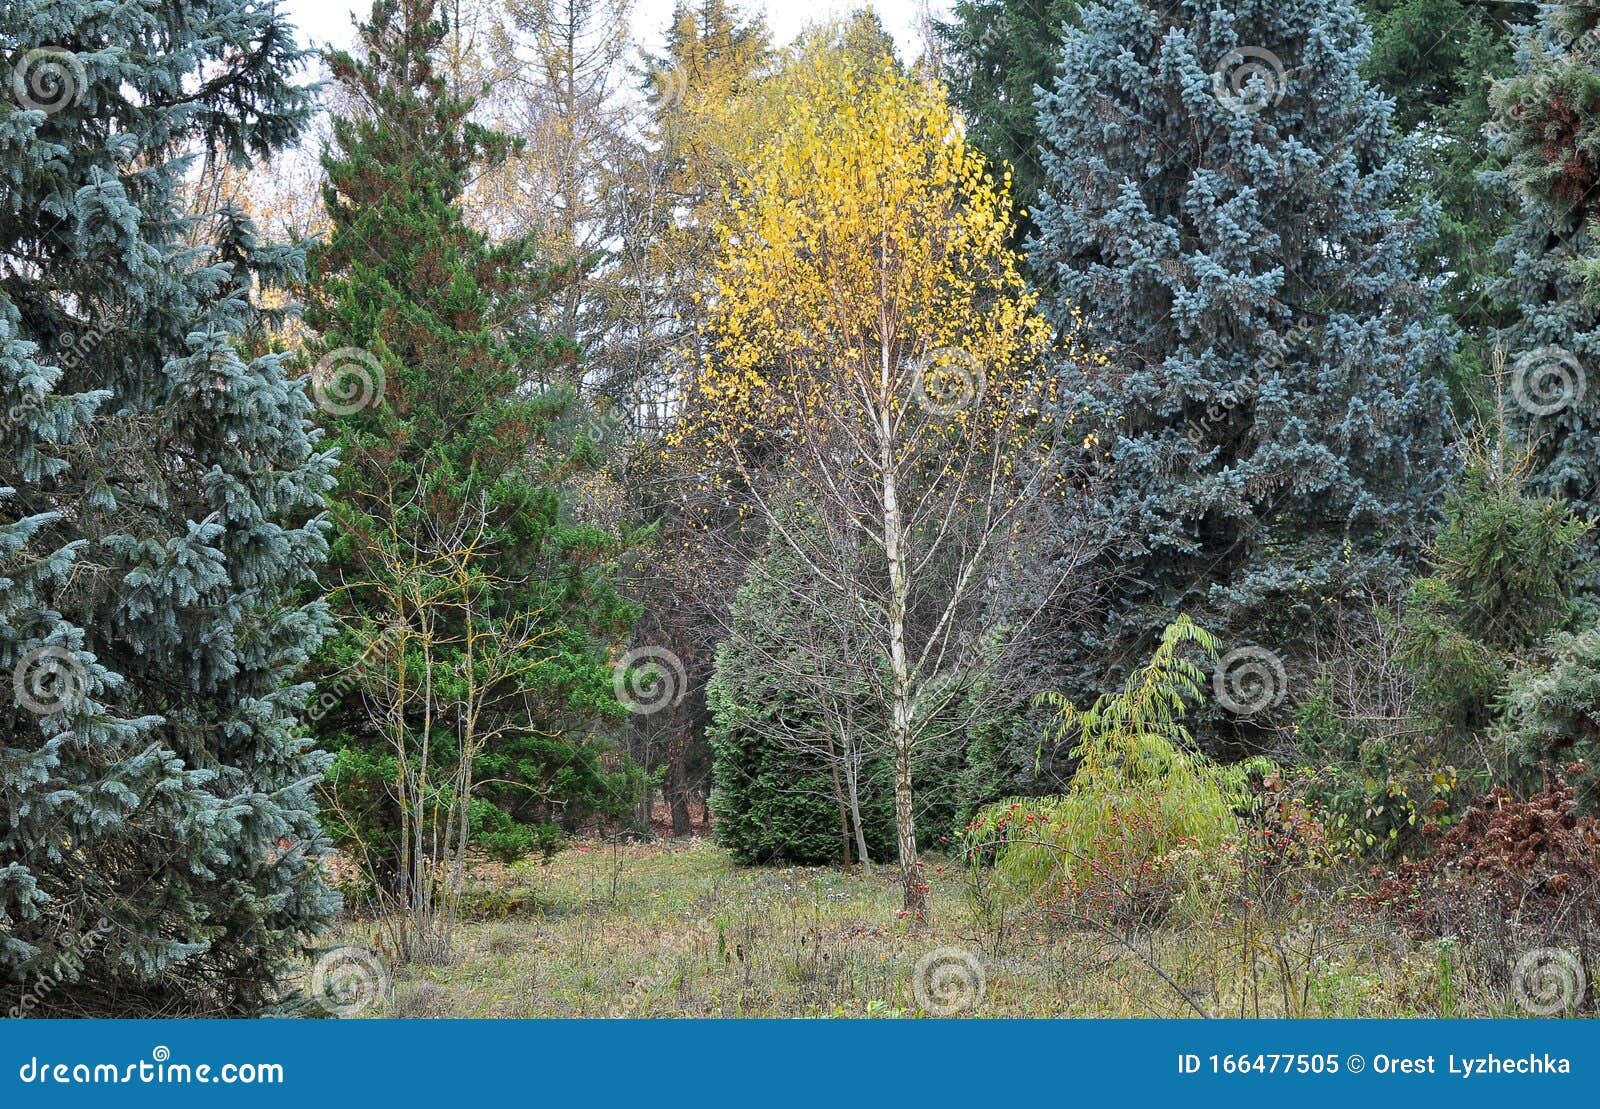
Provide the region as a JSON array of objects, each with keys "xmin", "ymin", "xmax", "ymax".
[{"xmin": 321, "ymin": 837, "xmax": 1535, "ymax": 1018}]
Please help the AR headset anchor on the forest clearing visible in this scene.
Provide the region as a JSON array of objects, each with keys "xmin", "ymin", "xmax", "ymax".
[{"xmin": 315, "ymin": 835, "xmax": 1523, "ymax": 1020}]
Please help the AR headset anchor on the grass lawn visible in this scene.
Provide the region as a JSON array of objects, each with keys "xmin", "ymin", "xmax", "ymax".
[{"xmin": 324, "ymin": 837, "xmax": 1517, "ymax": 1018}]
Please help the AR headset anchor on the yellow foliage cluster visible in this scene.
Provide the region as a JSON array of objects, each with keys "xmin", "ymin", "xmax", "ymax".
[{"xmin": 667, "ymin": 54, "xmax": 1100, "ymax": 527}]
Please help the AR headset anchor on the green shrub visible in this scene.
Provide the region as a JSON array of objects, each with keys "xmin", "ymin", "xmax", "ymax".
[
  {"xmin": 706, "ymin": 544, "xmax": 899, "ymax": 866},
  {"xmin": 1292, "ymin": 679, "xmax": 1462, "ymax": 856},
  {"xmin": 952, "ymin": 685, "xmax": 1079, "ymax": 831},
  {"xmin": 967, "ymin": 618, "xmax": 1266, "ymax": 908},
  {"xmin": 470, "ymin": 799, "xmax": 561, "ymax": 866},
  {"xmin": 1294, "ymin": 441, "xmax": 1591, "ymax": 857},
  {"xmin": 708, "ymin": 673, "xmax": 898, "ymax": 865},
  {"xmin": 1398, "ymin": 444, "xmax": 1588, "ymax": 736}
]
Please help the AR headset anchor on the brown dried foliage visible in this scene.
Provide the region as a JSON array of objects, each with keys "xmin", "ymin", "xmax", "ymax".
[{"xmin": 1372, "ymin": 770, "xmax": 1600, "ymax": 940}]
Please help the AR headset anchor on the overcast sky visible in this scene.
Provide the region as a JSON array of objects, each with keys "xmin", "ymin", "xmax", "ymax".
[{"xmin": 277, "ymin": 1, "xmax": 947, "ymax": 61}]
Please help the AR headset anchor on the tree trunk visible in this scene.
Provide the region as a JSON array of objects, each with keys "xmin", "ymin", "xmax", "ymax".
[
  {"xmin": 823, "ymin": 727, "xmax": 855, "ymax": 873},
  {"xmin": 842, "ymin": 729, "xmax": 870, "ymax": 866},
  {"xmin": 893, "ymin": 726, "xmax": 921, "ymax": 914},
  {"xmin": 880, "ymin": 342, "xmax": 921, "ymax": 914},
  {"xmin": 667, "ymin": 758, "xmax": 693, "ymax": 838}
]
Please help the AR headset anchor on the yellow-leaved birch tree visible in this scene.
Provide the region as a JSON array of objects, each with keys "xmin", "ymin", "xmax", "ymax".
[{"xmin": 675, "ymin": 55, "xmax": 1086, "ymax": 913}]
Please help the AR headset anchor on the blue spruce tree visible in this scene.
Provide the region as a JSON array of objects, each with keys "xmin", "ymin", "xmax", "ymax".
[
  {"xmin": 1031, "ymin": 0, "xmax": 1452, "ymax": 703},
  {"xmin": 0, "ymin": 3, "xmax": 337, "ymax": 1012}
]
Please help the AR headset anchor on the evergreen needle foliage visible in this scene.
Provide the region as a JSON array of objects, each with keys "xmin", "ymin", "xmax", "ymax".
[
  {"xmin": 1487, "ymin": 1, "xmax": 1600, "ymax": 556},
  {"xmin": 1032, "ymin": 0, "xmax": 1452, "ymax": 707},
  {"xmin": 0, "ymin": 1, "xmax": 337, "ymax": 1014},
  {"xmin": 304, "ymin": 0, "xmax": 641, "ymax": 903}
]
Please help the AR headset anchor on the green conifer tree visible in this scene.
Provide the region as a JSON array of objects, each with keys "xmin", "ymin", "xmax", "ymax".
[
  {"xmin": 934, "ymin": 0, "xmax": 1080, "ymax": 241},
  {"xmin": 1360, "ymin": 0, "xmax": 1533, "ymax": 415},
  {"xmin": 306, "ymin": 0, "xmax": 639, "ymax": 891},
  {"xmin": 1488, "ymin": 3, "xmax": 1600, "ymax": 562}
]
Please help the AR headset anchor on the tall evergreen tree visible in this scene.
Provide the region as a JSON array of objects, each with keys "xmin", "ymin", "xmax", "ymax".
[
  {"xmin": 1488, "ymin": 2, "xmax": 1600, "ymax": 562},
  {"xmin": 934, "ymin": 0, "xmax": 1079, "ymax": 241},
  {"xmin": 618, "ymin": 0, "xmax": 771, "ymax": 836},
  {"xmin": 1360, "ymin": 0, "xmax": 1533, "ymax": 416},
  {"xmin": 0, "ymin": 2, "xmax": 336, "ymax": 1012},
  {"xmin": 1031, "ymin": 0, "xmax": 1452, "ymax": 707},
  {"xmin": 306, "ymin": 0, "xmax": 638, "ymax": 892}
]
